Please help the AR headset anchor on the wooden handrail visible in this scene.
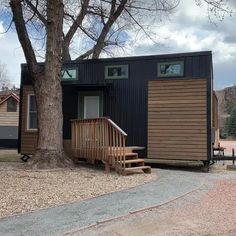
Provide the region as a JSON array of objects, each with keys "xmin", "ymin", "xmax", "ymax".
[
  {"xmin": 71, "ymin": 117, "xmax": 127, "ymax": 174},
  {"xmin": 107, "ymin": 118, "xmax": 127, "ymax": 136}
]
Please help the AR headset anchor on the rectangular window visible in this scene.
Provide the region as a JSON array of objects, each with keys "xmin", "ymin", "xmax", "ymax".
[
  {"xmin": 105, "ymin": 65, "xmax": 128, "ymax": 79},
  {"xmin": 157, "ymin": 61, "xmax": 184, "ymax": 77},
  {"xmin": 61, "ymin": 68, "xmax": 77, "ymax": 80},
  {"xmin": 27, "ymin": 95, "xmax": 37, "ymax": 130},
  {"xmin": 7, "ymin": 97, "xmax": 17, "ymax": 112}
]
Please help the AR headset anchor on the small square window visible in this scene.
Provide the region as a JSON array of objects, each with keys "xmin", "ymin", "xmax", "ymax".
[
  {"xmin": 61, "ymin": 68, "xmax": 77, "ymax": 80},
  {"xmin": 157, "ymin": 61, "xmax": 184, "ymax": 77},
  {"xmin": 105, "ymin": 65, "xmax": 128, "ymax": 79}
]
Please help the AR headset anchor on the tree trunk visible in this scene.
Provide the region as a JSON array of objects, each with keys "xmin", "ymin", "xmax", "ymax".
[
  {"xmin": 62, "ymin": 41, "xmax": 71, "ymax": 61},
  {"xmin": 92, "ymin": 40, "xmax": 105, "ymax": 59},
  {"xmin": 28, "ymin": 74, "xmax": 73, "ymax": 169},
  {"xmin": 28, "ymin": 0, "xmax": 73, "ymax": 168}
]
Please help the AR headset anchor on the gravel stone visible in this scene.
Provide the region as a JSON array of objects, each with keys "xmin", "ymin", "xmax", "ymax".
[
  {"xmin": 0, "ymin": 161, "xmax": 236, "ymax": 236},
  {"xmin": 0, "ymin": 163, "xmax": 156, "ymax": 218}
]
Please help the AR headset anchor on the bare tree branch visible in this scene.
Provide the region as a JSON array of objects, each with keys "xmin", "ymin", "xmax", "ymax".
[
  {"xmin": 10, "ymin": 0, "xmax": 38, "ymax": 78},
  {"xmin": 76, "ymin": 47, "xmax": 95, "ymax": 60},
  {"xmin": 0, "ymin": 62, "xmax": 11, "ymax": 90},
  {"xmin": 24, "ymin": 0, "xmax": 47, "ymax": 26},
  {"xmin": 64, "ymin": 12, "xmax": 98, "ymax": 41},
  {"xmin": 64, "ymin": 0, "xmax": 90, "ymax": 44},
  {"xmin": 92, "ymin": 0, "xmax": 128, "ymax": 59},
  {"xmin": 196, "ymin": 0, "xmax": 232, "ymax": 21},
  {"xmin": 62, "ymin": 0, "xmax": 90, "ymax": 61}
]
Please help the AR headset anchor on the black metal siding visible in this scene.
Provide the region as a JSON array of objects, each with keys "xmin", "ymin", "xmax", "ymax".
[{"xmin": 21, "ymin": 51, "xmax": 213, "ymax": 158}]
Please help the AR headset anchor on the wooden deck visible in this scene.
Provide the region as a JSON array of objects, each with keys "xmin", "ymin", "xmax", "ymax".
[{"xmin": 71, "ymin": 118, "xmax": 151, "ymax": 175}]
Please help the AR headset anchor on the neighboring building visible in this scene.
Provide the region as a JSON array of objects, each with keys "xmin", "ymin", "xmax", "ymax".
[
  {"xmin": 18, "ymin": 51, "xmax": 218, "ymax": 164},
  {"xmin": 0, "ymin": 91, "xmax": 20, "ymax": 148}
]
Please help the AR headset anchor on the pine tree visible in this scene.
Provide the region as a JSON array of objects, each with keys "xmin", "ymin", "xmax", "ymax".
[{"xmin": 228, "ymin": 106, "xmax": 236, "ymax": 138}]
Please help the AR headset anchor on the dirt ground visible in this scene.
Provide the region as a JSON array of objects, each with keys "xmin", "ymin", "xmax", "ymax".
[
  {"xmin": 65, "ymin": 140, "xmax": 236, "ymax": 236},
  {"xmin": 1, "ymin": 141, "xmax": 236, "ymax": 235},
  {"xmin": 219, "ymin": 140, "xmax": 236, "ymax": 156},
  {"xmin": 71, "ymin": 175, "xmax": 236, "ymax": 236}
]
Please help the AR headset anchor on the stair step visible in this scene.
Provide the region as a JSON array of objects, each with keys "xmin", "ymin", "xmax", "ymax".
[
  {"xmin": 108, "ymin": 152, "xmax": 138, "ymax": 157},
  {"xmin": 117, "ymin": 159, "xmax": 144, "ymax": 164},
  {"xmin": 124, "ymin": 152, "xmax": 138, "ymax": 156},
  {"xmin": 123, "ymin": 166, "xmax": 151, "ymax": 175}
]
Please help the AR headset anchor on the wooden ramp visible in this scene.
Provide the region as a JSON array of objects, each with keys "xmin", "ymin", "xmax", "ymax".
[{"xmin": 71, "ymin": 118, "xmax": 151, "ymax": 175}]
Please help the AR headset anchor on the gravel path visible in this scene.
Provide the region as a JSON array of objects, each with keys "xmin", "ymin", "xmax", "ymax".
[
  {"xmin": 0, "ymin": 164, "xmax": 236, "ymax": 236},
  {"xmin": 0, "ymin": 163, "xmax": 155, "ymax": 218},
  {"xmin": 75, "ymin": 177, "xmax": 236, "ymax": 236},
  {"xmin": 0, "ymin": 168, "xmax": 215, "ymax": 236}
]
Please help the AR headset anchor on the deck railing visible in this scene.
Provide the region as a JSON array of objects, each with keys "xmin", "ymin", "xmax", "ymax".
[{"xmin": 71, "ymin": 117, "xmax": 127, "ymax": 173}]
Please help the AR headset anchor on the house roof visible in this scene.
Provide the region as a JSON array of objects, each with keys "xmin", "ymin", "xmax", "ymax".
[
  {"xmin": 21, "ymin": 51, "xmax": 212, "ymax": 67},
  {"xmin": 0, "ymin": 92, "xmax": 20, "ymax": 105},
  {"xmin": 0, "ymin": 89, "xmax": 19, "ymax": 97}
]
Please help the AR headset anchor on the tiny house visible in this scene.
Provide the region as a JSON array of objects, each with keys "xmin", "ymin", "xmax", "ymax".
[
  {"xmin": 0, "ymin": 91, "xmax": 20, "ymax": 148},
  {"xmin": 18, "ymin": 51, "xmax": 218, "ymax": 166}
]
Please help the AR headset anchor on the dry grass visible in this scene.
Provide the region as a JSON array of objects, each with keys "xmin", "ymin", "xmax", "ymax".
[{"xmin": 0, "ymin": 162, "xmax": 156, "ymax": 218}]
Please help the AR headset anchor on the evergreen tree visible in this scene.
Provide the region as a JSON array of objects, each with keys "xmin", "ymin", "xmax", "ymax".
[{"xmin": 228, "ymin": 106, "xmax": 236, "ymax": 138}]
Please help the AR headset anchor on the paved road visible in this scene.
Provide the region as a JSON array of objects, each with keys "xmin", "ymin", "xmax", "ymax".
[{"xmin": 0, "ymin": 168, "xmax": 235, "ymax": 236}]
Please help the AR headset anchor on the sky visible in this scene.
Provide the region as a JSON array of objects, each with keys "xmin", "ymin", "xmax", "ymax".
[{"xmin": 0, "ymin": 0, "xmax": 235, "ymax": 90}]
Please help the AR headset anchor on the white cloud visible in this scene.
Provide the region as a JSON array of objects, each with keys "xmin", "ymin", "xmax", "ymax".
[
  {"xmin": 0, "ymin": 29, "xmax": 25, "ymax": 87},
  {"xmin": 0, "ymin": 22, "xmax": 4, "ymax": 38},
  {"xmin": 109, "ymin": 1, "xmax": 236, "ymax": 89},
  {"xmin": 0, "ymin": 1, "xmax": 235, "ymax": 89}
]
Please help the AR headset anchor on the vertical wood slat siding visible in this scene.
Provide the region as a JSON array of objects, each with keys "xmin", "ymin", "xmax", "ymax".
[
  {"xmin": 20, "ymin": 86, "xmax": 37, "ymax": 154},
  {"xmin": 148, "ymin": 79, "xmax": 208, "ymax": 161}
]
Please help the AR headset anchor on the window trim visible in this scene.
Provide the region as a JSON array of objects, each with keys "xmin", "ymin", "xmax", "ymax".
[
  {"xmin": 157, "ymin": 61, "xmax": 184, "ymax": 78},
  {"xmin": 27, "ymin": 94, "xmax": 38, "ymax": 131},
  {"xmin": 105, "ymin": 65, "xmax": 128, "ymax": 79},
  {"xmin": 61, "ymin": 67, "xmax": 78, "ymax": 81}
]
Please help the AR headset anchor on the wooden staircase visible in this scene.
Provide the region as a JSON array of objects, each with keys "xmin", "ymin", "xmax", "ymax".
[
  {"xmin": 71, "ymin": 118, "xmax": 151, "ymax": 175},
  {"xmin": 111, "ymin": 151, "xmax": 151, "ymax": 175}
]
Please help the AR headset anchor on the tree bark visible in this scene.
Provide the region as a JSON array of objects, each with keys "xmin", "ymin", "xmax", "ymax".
[
  {"xmin": 29, "ymin": 0, "xmax": 73, "ymax": 168},
  {"xmin": 62, "ymin": 42, "xmax": 71, "ymax": 61},
  {"xmin": 30, "ymin": 73, "xmax": 73, "ymax": 169}
]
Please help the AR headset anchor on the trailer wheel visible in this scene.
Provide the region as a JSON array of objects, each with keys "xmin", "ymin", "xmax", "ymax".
[{"xmin": 202, "ymin": 161, "xmax": 210, "ymax": 172}]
